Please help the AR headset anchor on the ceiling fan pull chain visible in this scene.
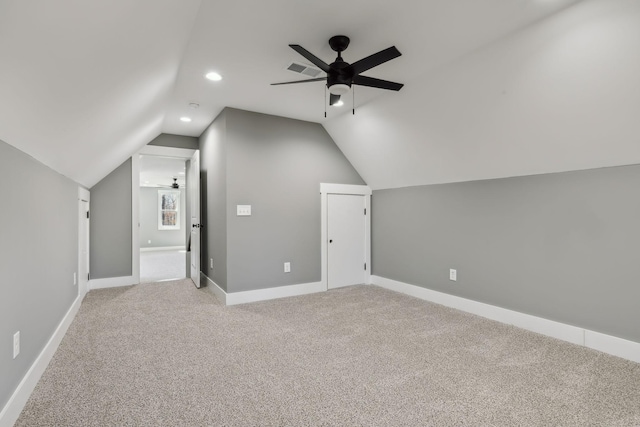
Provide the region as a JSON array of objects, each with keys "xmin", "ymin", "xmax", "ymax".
[{"xmin": 324, "ymin": 85, "xmax": 327, "ymax": 118}]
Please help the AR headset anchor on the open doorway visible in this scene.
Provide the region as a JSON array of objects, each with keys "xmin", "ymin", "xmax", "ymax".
[{"xmin": 139, "ymin": 155, "xmax": 187, "ymax": 283}]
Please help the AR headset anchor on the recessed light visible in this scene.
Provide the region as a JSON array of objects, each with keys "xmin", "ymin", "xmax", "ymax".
[
  {"xmin": 189, "ymin": 102, "xmax": 200, "ymax": 109},
  {"xmin": 180, "ymin": 117, "xmax": 192, "ymax": 122},
  {"xmin": 205, "ymin": 72, "xmax": 222, "ymax": 81},
  {"xmin": 333, "ymin": 100, "xmax": 344, "ymax": 107}
]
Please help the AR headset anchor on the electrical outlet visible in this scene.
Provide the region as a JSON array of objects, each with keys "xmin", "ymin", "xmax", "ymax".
[
  {"xmin": 13, "ymin": 331, "xmax": 20, "ymax": 359},
  {"xmin": 284, "ymin": 262, "xmax": 291, "ymax": 273},
  {"xmin": 449, "ymin": 269, "xmax": 457, "ymax": 281},
  {"xmin": 148, "ymin": 240, "xmax": 151, "ymax": 244},
  {"xmin": 210, "ymin": 258, "xmax": 214, "ymax": 269}
]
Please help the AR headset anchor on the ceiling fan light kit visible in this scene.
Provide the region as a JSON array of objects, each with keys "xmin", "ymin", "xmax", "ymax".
[
  {"xmin": 272, "ymin": 35, "xmax": 403, "ymax": 115},
  {"xmin": 328, "ymin": 84, "xmax": 350, "ymax": 96}
]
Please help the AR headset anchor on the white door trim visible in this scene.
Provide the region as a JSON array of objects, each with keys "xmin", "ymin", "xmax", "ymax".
[
  {"xmin": 133, "ymin": 146, "xmax": 197, "ymax": 285},
  {"xmin": 139, "ymin": 145, "xmax": 196, "ymax": 158},
  {"xmin": 188, "ymin": 150, "xmax": 201, "ymax": 288},
  {"xmin": 77, "ymin": 187, "xmax": 90, "ymax": 298},
  {"xmin": 131, "ymin": 155, "xmax": 140, "ymax": 285},
  {"xmin": 320, "ymin": 183, "xmax": 371, "ymax": 291}
]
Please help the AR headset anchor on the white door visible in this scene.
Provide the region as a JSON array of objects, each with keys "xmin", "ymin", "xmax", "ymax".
[
  {"xmin": 327, "ymin": 194, "xmax": 366, "ymax": 289},
  {"xmin": 188, "ymin": 151, "xmax": 201, "ymax": 288}
]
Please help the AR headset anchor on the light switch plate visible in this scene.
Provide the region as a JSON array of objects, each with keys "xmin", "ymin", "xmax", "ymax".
[
  {"xmin": 449, "ymin": 269, "xmax": 457, "ymax": 281},
  {"xmin": 237, "ymin": 205, "xmax": 251, "ymax": 216}
]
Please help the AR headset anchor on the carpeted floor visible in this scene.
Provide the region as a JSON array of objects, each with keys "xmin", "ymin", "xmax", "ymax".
[
  {"xmin": 16, "ymin": 280, "xmax": 640, "ymax": 426},
  {"xmin": 139, "ymin": 250, "xmax": 186, "ymax": 283}
]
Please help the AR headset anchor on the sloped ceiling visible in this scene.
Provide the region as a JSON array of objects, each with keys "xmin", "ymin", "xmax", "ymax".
[
  {"xmin": 4, "ymin": 0, "xmax": 632, "ymax": 190},
  {"xmin": 0, "ymin": 0, "xmax": 202, "ymax": 187},
  {"xmin": 324, "ymin": 0, "xmax": 640, "ymax": 189}
]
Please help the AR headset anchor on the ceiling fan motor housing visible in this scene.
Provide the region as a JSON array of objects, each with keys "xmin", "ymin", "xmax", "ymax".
[{"xmin": 327, "ymin": 59, "xmax": 352, "ymax": 95}]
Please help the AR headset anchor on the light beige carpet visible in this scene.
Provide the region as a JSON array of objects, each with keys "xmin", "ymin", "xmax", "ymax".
[{"xmin": 16, "ymin": 280, "xmax": 640, "ymax": 426}]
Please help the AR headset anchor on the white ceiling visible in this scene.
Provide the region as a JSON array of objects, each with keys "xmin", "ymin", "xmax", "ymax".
[
  {"xmin": 2, "ymin": 0, "xmax": 621, "ymax": 190},
  {"xmin": 163, "ymin": 0, "xmax": 583, "ymax": 136},
  {"xmin": 139, "ymin": 155, "xmax": 186, "ymax": 188}
]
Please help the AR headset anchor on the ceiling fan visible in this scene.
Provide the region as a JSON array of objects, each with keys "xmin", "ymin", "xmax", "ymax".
[
  {"xmin": 272, "ymin": 35, "xmax": 404, "ymax": 106},
  {"xmin": 158, "ymin": 178, "xmax": 180, "ymax": 189}
]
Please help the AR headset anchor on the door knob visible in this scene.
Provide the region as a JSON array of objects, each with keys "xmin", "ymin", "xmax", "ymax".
[{"xmin": 329, "ymin": 239, "xmax": 333, "ymax": 243}]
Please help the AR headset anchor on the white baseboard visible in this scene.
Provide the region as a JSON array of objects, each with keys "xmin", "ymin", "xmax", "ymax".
[
  {"xmin": 584, "ymin": 329, "xmax": 640, "ymax": 364},
  {"xmin": 201, "ymin": 275, "xmax": 325, "ymax": 306},
  {"xmin": 227, "ymin": 281, "xmax": 325, "ymax": 305},
  {"xmin": 89, "ymin": 276, "xmax": 136, "ymax": 290},
  {"xmin": 140, "ymin": 246, "xmax": 185, "ymax": 252},
  {"xmin": 371, "ymin": 275, "xmax": 640, "ymax": 364},
  {"xmin": 201, "ymin": 274, "xmax": 226, "ymax": 305},
  {"xmin": 0, "ymin": 294, "xmax": 83, "ymax": 427}
]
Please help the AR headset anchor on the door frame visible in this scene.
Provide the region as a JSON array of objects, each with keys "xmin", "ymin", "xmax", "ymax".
[
  {"xmin": 320, "ymin": 183, "xmax": 372, "ymax": 291},
  {"xmin": 133, "ymin": 145, "xmax": 197, "ymax": 284}
]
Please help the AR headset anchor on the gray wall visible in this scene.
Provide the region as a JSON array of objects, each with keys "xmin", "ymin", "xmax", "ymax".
[
  {"xmin": 372, "ymin": 165, "xmax": 640, "ymax": 343},
  {"xmin": 149, "ymin": 133, "xmax": 199, "ymax": 150},
  {"xmin": 90, "ymin": 159, "xmax": 132, "ymax": 278},
  {"xmin": 0, "ymin": 139, "xmax": 79, "ymax": 412},
  {"xmin": 200, "ymin": 110, "xmax": 228, "ymax": 290},
  {"xmin": 200, "ymin": 108, "xmax": 364, "ymax": 293},
  {"xmin": 139, "ymin": 187, "xmax": 186, "ymax": 249}
]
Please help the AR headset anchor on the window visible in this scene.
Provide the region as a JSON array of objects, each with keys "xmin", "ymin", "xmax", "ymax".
[{"xmin": 158, "ymin": 190, "xmax": 180, "ymax": 230}]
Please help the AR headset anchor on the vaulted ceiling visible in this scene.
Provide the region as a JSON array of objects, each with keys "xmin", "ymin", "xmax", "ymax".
[{"xmin": 1, "ymin": 0, "xmax": 638, "ymax": 189}]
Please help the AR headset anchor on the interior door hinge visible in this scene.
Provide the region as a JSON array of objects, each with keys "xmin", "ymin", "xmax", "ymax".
[
  {"xmin": 86, "ymin": 211, "xmax": 90, "ymax": 219},
  {"xmin": 88, "ymin": 273, "xmax": 90, "ymax": 280},
  {"xmin": 364, "ymin": 208, "xmax": 366, "ymax": 215},
  {"xmin": 364, "ymin": 263, "xmax": 367, "ymax": 271}
]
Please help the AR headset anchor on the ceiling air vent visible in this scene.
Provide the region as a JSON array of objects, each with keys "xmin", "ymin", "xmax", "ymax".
[{"xmin": 286, "ymin": 62, "xmax": 323, "ymax": 78}]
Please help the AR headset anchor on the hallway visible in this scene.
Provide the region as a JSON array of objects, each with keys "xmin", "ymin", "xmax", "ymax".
[{"xmin": 139, "ymin": 249, "xmax": 186, "ymax": 283}]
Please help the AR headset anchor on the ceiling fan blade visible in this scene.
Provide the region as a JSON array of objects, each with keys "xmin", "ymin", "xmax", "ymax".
[
  {"xmin": 347, "ymin": 46, "xmax": 402, "ymax": 76},
  {"xmin": 329, "ymin": 94, "xmax": 341, "ymax": 106},
  {"xmin": 271, "ymin": 77, "xmax": 326, "ymax": 86},
  {"xmin": 289, "ymin": 45, "xmax": 331, "ymax": 73},
  {"xmin": 353, "ymin": 75, "xmax": 404, "ymax": 91}
]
